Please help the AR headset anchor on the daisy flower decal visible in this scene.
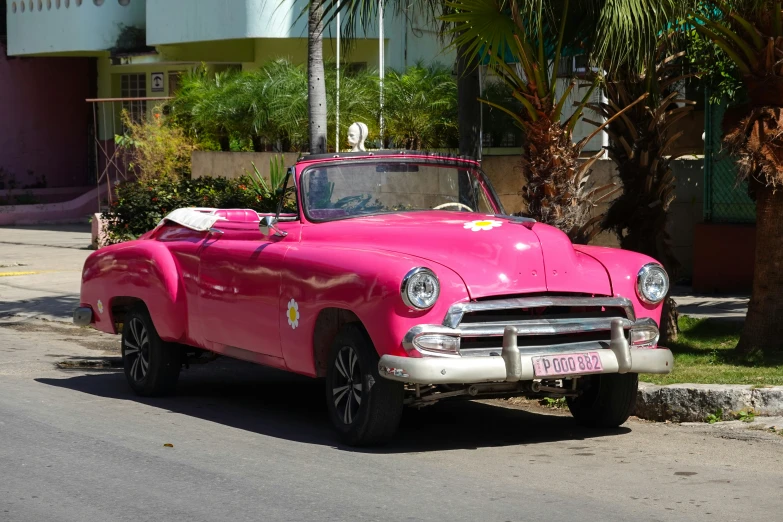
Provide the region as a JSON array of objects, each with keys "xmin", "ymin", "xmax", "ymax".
[
  {"xmin": 464, "ymin": 219, "xmax": 503, "ymax": 232},
  {"xmin": 286, "ymin": 299, "xmax": 300, "ymax": 329}
]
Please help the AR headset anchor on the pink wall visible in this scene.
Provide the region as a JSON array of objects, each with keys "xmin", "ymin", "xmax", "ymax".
[{"xmin": 0, "ymin": 44, "xmax": 93, "ymax": 189}]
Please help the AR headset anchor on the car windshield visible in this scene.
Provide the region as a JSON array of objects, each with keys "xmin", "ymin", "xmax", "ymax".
[{"xmin": 301, "ymin": 161, "xmax": 497, "ymax": 221}]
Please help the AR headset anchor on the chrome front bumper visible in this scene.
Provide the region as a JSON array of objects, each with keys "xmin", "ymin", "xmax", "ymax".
[{"xmin": 379, "ymin": 318, "xmax": 673, "ymax": 385}]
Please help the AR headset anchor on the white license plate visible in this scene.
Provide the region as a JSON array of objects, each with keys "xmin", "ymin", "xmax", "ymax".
[{"xmin": 531, "ymin": 352, "xmax": 603, "ymax": 377}]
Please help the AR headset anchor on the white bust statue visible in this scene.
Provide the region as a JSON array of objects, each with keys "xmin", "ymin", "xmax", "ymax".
[{"xmin": 347, "ymin": 122, "xmax": 368, "ymax": 152}]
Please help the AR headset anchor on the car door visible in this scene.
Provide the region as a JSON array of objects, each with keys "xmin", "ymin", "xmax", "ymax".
[{"xmin": 197, "ymin": 219, "xmax": 300, "ymax": 360}]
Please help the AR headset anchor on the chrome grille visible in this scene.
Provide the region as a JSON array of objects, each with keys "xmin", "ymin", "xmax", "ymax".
[{"xmin": 445, "ymin": 296, "xmax": 635, "ymax": 357}]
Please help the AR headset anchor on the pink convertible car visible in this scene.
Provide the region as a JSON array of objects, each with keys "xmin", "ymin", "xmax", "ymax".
[{"xmin": 75, "ymin": 152, "xmax": 672, "ymax": 445}]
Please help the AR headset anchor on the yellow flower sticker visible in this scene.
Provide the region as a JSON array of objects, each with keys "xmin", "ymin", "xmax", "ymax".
[
  {"xmin": 97, "ymin": 300, "xmax": 104, "ymax": 315},
  {"xmin": 464, "ymin": 219, "xmax": 503, "ymax": 232},
  {"xmin": 286, "ymin": 299, "xmax": 300, "ymax": 330}
]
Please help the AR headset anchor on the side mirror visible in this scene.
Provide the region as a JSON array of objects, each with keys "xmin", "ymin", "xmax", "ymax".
[{"xmin": 259, "ymin": 215, "xmax": 288, "ymax": 238}]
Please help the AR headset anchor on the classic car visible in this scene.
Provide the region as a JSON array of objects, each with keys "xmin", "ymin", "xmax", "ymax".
[{"xmin": 74, "ymin": 152, "xmax": 673, "ymax": 445}]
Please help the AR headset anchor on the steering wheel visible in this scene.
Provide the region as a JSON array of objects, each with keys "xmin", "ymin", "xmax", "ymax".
[{"xmin": 433, "ymin": 202, "xmax": 473, "ymax": 212}]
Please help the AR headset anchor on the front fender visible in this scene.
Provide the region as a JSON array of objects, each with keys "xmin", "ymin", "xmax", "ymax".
[
  {"xmin": 80, "ymin": 240, "xmax": 187, "ymax": 340},
  {"xmin": 574, "ymin": 245, "xmax": 664, "ymax": 324},
  {"xmin": 278, "ymin": 246, "xmax": 470, "ymax": 376}
]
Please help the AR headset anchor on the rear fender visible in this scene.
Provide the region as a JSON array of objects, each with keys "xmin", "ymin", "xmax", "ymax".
[{"xmin": 79, "ymin": 241, "xmax": 187, "ymax": 340}]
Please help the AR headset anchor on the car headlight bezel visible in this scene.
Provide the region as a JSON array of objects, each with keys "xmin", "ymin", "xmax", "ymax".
[
  {"xmin": 636, "ymin": 263, "xmax": 669, "ymax": 305},
  {"xmin": 401, "ymin": 267, "xmax": 440, "ymax": 310}
]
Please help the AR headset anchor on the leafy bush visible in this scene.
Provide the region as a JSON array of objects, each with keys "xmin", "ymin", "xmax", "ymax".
[
  {"xmin": 382, "ymin": 63, "xmax": 458, "ymax": 150},
  {"xmin": 165, "ymin": 60, "xmax": 460, "ymax": 152},
  {"xmin": 102, "ymin": 176, "xmax": 279, "ymax": 244},
  {"xmin": 245, "ymin": 155, "xmax": 289, "ymax": 198},
  {"xmin": 115, "ymin": 110, "xmax": 198, "ymax": 182}
]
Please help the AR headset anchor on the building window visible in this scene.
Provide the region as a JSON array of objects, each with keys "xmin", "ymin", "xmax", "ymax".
[
  {"xmin": 168, "ymin": 71, "xmax": 182, "ymax": 96},
  {"xmin": 121, "ymin": 73, "xmax": 147, "ymax": 123}
]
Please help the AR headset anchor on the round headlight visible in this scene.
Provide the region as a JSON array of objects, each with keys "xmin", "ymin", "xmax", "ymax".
[
  {"xmin": 636, "ymin": 263, "xmax": 669, "ymax": 305},
  {"xmin": 401, "ymin": 267, "xmax": 440, "ymax": 310}
]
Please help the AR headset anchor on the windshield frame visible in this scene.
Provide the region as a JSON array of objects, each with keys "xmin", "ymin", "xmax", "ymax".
[{"xmin": 297, "ymin": 158, "xmax": 505, "ymax": 223}]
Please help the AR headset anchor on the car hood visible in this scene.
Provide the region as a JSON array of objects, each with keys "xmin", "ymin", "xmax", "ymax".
[{"xmin": 301, "ymin": 211, "xmax": 612, "ymax": 299}]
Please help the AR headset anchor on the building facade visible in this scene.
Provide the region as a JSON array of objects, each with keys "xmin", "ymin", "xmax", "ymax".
[{"xmin": 4, "ymin": 0, "xmax": 448, "ymax": 191}]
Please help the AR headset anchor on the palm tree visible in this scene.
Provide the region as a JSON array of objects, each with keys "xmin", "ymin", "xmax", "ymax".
[
  {"xmin": 687, "ymin": 1, "xmax": 783, "ymax": 355},
  {"xmin": 167, "ymin": 67, "xmax": 238, "ymax": 151},
  {"xmin": 258, "ymin": 59, "xmax": 311, "ymax": 151},
  {"xmin": 442, "ymin": 0, "xmax": 663, "ymax": 242},
  {"xmin": 260, "ymin": 59, "xmax": 379, "ymax": 151},
  {"xmin": 589, "ymin": 40, "xmax": 697, "ymax": 343},
  {"xmin": 309, "ymin": 0, "xmax": 329, "ymax": 154},
  {"xmin": 382, "ymin": 63, "xmax": 459, "ymax": 149}
]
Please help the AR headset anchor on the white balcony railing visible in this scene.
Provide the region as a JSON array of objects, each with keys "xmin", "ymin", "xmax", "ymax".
[
  {"xmin": 6, "ymin": 0, "xmax": 145, "ymax": 56},
  {"xmin": 145, "ymin": 0, "xmax": 387, "ymax": 46}
]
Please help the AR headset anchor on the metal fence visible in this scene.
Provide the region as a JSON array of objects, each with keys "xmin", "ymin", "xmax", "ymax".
[{"xmin": 703, "ymin": 93, "xmax": 756, "ymax": 223}]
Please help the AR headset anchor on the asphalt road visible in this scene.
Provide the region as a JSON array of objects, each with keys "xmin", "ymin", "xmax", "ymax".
[{"xmin": 1, "ymin": 322, "xmax": 782, "ymax": 522}]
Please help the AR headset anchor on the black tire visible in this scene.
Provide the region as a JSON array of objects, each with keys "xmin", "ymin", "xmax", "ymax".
[
  {"xmin": 566, "ymin": 373, "xmax": 638, "ymax": 428},
  {"xmin": 121, "ymin": 304, "xmax": 181, "ymax": 397},
  {"xmin": 325, "ymin": 324, "xmax": 404, "ymax": 446}
]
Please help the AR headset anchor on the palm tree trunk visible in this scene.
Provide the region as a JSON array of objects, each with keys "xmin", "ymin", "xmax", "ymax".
[
  {"xmin": 737, "ymin": 184, "xmax": 783, "ymax": 354},
  {"xmin": 457, "ymin": 45, "xmax": 481, "ymax": 158},
  {"xmin": 308, "ymin": 0, "xmax": 328, "ymax": 154},
  {"xmin": 523, "ymin": 118, "xmax": 588, "ymax": 241}
]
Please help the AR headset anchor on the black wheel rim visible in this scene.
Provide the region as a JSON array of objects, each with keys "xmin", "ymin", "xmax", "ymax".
[
  {"xmin": 332, "ymin": 345, "xmax": 362, "ymax": 425},
  {"xmin": 124, "ymin": 317, "xmax": 150, "ymax": 382}
]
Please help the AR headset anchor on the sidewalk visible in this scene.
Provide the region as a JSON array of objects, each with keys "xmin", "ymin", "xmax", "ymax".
[
  {"xmin": 671, "ymin": 287, "xmax": 748, "ymax": 321},
  {"xmin": 0, "ymin": 224, "xmax": 92, "ymax": 323}
]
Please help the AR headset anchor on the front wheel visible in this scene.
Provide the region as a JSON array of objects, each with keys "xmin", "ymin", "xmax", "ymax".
[
  {"xmin": 566, "ymin": 373, "xmax": 638, "ymax": 428},
  {"xmin": 325, "ymin": 324, "xmax": 404, "ymax": 446},
  {"xmin": 122, "ymin": 304, "xmax": 181, "ymax": 397}
]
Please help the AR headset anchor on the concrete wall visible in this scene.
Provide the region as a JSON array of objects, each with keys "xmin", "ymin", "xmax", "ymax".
[
  {"xmin": 6, "ymin": 0, "xmax": 145, "ymax": 56},
  {"xmin": 191, "ymin": 151, "xmax": 301, "ymax": 181},
  {"xmin": 0, "ymin": 44, "xmax": 93, "ymax": 188}
]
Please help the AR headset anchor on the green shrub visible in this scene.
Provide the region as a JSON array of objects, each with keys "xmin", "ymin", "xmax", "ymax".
[
  {"xmin": 115, "ymin": 110, "xmax": 198, "ymax": 182},
  {"xmin": 102, "ymin": 176, "xmax": 278, "ymax": 244}
]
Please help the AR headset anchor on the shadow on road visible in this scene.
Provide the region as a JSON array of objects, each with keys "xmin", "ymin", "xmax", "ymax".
[
  {"xmin": 0, "ymin": 294, "xmax": 80, "ymax": 322},
  {"xmin": 36, "ymin": 358, "xmax": 629, "ymax": 453}
]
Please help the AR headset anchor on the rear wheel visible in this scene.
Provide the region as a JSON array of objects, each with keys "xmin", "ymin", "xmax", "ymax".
[
  {"xmin": 566, "ymin": 373, "xmax": 638, "ymax": 428},
  {"xmin": 325, "ymin": 324, "xmax": 404, "ymax": 446},
  {"xmin": 122, "ymin": 304, "xmax": 180, "ymax": 397}
]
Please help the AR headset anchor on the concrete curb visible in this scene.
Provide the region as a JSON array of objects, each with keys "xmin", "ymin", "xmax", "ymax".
[{"xmin": 634, "ymin": 382, "xmax": 783, "ymax": 422}]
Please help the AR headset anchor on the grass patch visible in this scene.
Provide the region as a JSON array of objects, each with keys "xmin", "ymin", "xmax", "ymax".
[
  {"xmin": 538, "ymin": 397, "xmax": 567, "ymax": 409},
  {"xmin": 640, "ymin": 316, "xmax": 783, "ymax": 386}
]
